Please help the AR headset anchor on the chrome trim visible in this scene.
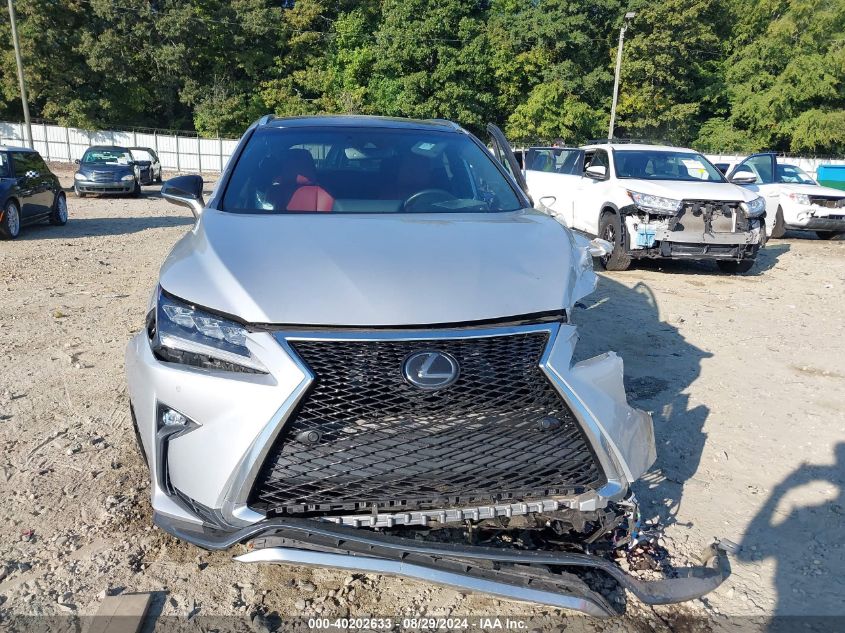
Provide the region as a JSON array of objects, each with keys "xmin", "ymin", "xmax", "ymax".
[
  {"xmin": 539, "ymin": 326, "xmax": 627, "ymax": 489},
  {"xmin": 220, "ymin": 322, "xmax": 626, "ymax": 528},
  {"xmin": 235, "ymin": 547, "xmax": 612, "ymax": 616},
  {"xmin": 322, "ymin": 492, "xmax": 609, "ymax": 529},
  {"xmin": 219, "ymin": 337, "xmax": 314, "ymax": 527},
  {"xmin": 280, "ymin": 322, "xmax": 558, "ymax": 342}
]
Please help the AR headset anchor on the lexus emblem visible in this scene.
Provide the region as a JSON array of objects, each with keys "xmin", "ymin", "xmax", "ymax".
[{"xmin": 403, "ymin": 351, "xmax": 460, "ymax": 390}]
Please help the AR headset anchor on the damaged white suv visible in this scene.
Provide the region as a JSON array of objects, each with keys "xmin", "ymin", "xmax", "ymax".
[
  {"xmin": 524, "ymin": 143, "xmax": 767, "ymax": 273},
  {"xmin": 125, "ymin": 116, "xmax": 729, "ymax": 614}
]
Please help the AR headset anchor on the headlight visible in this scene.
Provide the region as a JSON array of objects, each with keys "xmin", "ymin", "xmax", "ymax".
[
  {"xmin": 627, "ymin": 191, "xmax": 682, "ymax": 214},
  {"xmin": 151, "ymin": 289, "xmax": 267, "ymax": 373},
  {"xmin": 742, "ymin": 196, "xmax": 766, "ymax": 218},
  {"xmin": 121, "ymin": 174, "xmax": 135, "ymax": 182},
  {"xmin": 74, "ymin": 172, "xmax": 86, "ymax": 181},
  {"xmin": 788, "ymin": 192, "xmax": 811, "ymax": 205}
]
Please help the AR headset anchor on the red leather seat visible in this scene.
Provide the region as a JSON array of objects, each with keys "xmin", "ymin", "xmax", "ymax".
[{"xmin": 271, "ymin": 149, "xmax": 334, "ymax": 212}]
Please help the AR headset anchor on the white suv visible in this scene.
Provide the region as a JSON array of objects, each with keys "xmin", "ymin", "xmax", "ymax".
[
  {"xmin": 727, "ymin": 153, "xmax": 845, "ymax": 240},
  {"xmin": 524, "ymin": 143, "xmax": 767, "ymax": 273}
]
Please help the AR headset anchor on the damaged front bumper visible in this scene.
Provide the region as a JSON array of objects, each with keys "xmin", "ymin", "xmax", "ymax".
[
  {"xmin": 127, "ymin": 318, "xmax": 731, "ymax": 614},
  {"xmin": 155, "ymin": 508, "xmax": 733, "ymax": 617},
  {"xmin": 623, "ymin": 202, "xmax": 764, "ymax": 261}
]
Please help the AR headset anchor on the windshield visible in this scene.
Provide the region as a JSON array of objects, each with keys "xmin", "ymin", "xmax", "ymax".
[
  {"xmin": 82, "ymin": 148, "xmax": 132, "ymax": 165},
  {"xmin": 130, "ymin": 149, "xmax": 154, "ymax": 162},
  {"xmin": 525, "ymin": 148, "xmax": 583, "ymax": 175},
  {"xmin": 222, "ymin": 127, "xmax": 524, "ymax": 214},
  {"xmin": 614, "ymin": 150, "xmax": 725, "ymax": 182},
  {"xmin": 778, "ymin": 164, "xmax": 816, "ymax": 185}
]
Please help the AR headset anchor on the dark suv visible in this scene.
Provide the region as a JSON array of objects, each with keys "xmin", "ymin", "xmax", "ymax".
[{"xmin": 0, "ymin": 146, "xmax": 66, "ymax": 240}]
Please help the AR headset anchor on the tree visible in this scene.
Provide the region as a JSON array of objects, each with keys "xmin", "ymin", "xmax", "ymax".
[
  {"xmin": 616, "ymin": 0, "xmax": 732, "ymax": 146},
  {"xmin": 487, "ymin": 0, "xmax": 623, "ymax": 144},
  {"xmin": 363, "ymin": 0, "xmax": 495, "ymax": 133},
  {"xmin": 712, "ymin": 0, "xmax": 845, "ymax": 153}
]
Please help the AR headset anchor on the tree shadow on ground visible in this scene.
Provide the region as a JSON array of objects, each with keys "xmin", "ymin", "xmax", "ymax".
[
  {"xmin": 738, "ymin": 443, "xmax": 845, "ymax": 629},
  {"xmin": 572, "ymin": 275, "xmax": 712, "ymax": 529}
]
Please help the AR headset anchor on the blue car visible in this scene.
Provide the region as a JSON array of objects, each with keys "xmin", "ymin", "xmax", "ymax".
[{"xmin": 73, "ymin": 146, "xmax": 141, "ymax": 198}]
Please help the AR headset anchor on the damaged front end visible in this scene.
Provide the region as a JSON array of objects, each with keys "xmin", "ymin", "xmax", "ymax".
[
  {"xmin": 158, "ymin": 496, "xmax": 733, "ymax": 616},
  {"xmin": 622, "ymin": 197, "xmax": 765, "ymax": 261},
  {"xmin": 138, "ymin": 317, "xmax": 730, "ymax": 615}
]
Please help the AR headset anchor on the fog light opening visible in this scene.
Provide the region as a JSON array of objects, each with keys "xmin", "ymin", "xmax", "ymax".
[{"xmin": 161, "ymin": 407, "xmax": 188, "ymax": 428}]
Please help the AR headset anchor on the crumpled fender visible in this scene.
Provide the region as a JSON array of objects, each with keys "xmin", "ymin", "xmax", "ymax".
[{"xmin": 545, "ymin": 325, "xmax": 656, "ymax": 483}]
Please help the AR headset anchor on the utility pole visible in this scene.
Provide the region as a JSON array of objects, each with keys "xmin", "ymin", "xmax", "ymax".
[
  {"xmin": 7, "ymin": 0, "xmax": 33, "ymax": 149},
  {"xmin": 608, "ymin": 11, "xmax": 636, "ymax": 141}
]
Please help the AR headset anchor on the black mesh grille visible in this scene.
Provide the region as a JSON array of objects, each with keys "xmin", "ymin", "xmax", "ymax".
[{"xmin": 248, "ymin": 332, "xmax": 605, "ymax": 516}]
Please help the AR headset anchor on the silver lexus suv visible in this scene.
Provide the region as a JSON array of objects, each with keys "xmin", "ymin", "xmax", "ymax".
[{"xmin": 125, "ymin": 115, "xmax": 729, "ymax": 614}]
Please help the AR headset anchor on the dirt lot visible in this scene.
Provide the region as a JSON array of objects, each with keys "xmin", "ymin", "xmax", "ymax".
[{"xmin": 1, "ymin": 166, "xmax": 844, "ymax": 629}]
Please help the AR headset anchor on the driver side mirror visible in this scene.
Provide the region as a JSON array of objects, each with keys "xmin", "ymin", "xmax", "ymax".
[
  {"xmin": 74, "ymin": 158, "xmax": 80, "ymax": 165},
  {"xmin": 162, "ymin": 174, "xmax": 205, "ymax": 219},
  {"xmin": 730, "ymin": 169, "xmax": 758, "ymax": 185},
  {"xmin": 585, "ymin": 165, "xmax": 607, "ymax": 180}
]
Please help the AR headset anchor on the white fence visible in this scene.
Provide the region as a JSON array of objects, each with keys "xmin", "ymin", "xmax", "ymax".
[{"xmin": 0, "ymin": 120, "xmax": 240, "ymax": 173}]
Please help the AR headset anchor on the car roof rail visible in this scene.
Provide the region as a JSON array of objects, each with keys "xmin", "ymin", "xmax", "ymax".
[
  {"xmin": 584, "ymin": 138, "xmax": 676, "ymax": 146},
  {"xmin": 427, "ymin": 118, "xmax": 463, "ymax": 131},
  {"xmin": 257, "ymin": 114, "xmax": 275, "ymax": 126}
]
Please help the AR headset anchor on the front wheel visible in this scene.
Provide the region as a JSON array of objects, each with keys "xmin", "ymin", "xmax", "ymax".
[
  {"xmin": 717, "ymin": 259, "xmax": 755, "ymax": 274},
  {"xmin": 0, "ymin": 199, "xmax": 21, "ymax": 240},
  {"xmin": 131, "ymin": 180, "xmax": 141, "ymax": 198},
  {"xmin": 815, "ymin": 230, "xmax": 845, "ymax": 240},
  {"xmin": 597, "ymin": 212, "xmax": 632, "ymax": 271},
  {"xmin": 50, "ymin": 193, "xmax": 68, "ymax": 226}
]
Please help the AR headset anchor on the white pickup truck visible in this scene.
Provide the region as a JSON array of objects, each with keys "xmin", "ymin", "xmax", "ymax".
[{"xmin": 524, "ymin": 143, "xmax": 767, "ymax": 273}]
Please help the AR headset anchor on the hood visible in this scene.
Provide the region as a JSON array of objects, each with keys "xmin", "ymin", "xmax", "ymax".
[
  {"xmin": 622, "ymin": 178, "xmax": 759, "ymax": 202},
  {"xmin": 77, "ymin": 163, "xmax": 134, "ymax": 175},
  {"xmin": 779, "ymin": 183, "xmax": 845, "ymax": 198},
  {"xmin": 159, "ymin": 209, "xmax": 586, "ymax": 326}
]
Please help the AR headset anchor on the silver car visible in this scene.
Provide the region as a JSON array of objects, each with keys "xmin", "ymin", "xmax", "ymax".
[{"xmin": 125, "ymin": 115, "xmax": 729, "ymax": 615}]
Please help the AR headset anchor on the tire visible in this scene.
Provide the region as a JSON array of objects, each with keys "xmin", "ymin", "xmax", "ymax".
[
  {"xmin": 770, "ymin": 206, "xmax": 786, "ymax": 239},
  {"xmin": 717, "ymin": 259, "xmax": 755, "ymax": 274},
  {"xmin": 131, "ymin": 180, "xmax": 141, "ymax": 198},
  {"xmin": 50, "ymin": 193, "xmax": 68, "ymax": 226},
  {"xmin": 597, "ymin": 211, "xmax": 632, "ymax": 271},
  {"xmin": 815, "ymin": 230, "xmax": 844, "ymax": 240},
  {"xmin": 0, "ymin": 199, "xmax": 21, "ymax": 240},
  {"xmin": 74, "ymin": 185, "xmax": 86, "ymax": 198}
]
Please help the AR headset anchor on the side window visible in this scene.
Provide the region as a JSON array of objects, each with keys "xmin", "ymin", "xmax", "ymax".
[
  {"xmin": 737, "ymin": 155, "xmax": 774, "ymax": 184},
  {"xmin": 527, "ymin": 149, "xmax": 555, "ymax": 172},
  {"xmin": 0, "ymin": 153, "xmax": 10, "ymax": 178},
  {"xmin": 11, "ymin": 152, "xmax": 36, "ymax": 177},
  {"xmin": 584, "ymin": 149, "xmax": 609, "ymax": 175},
  {"xmin": 32, "ymin": 153, "xmax": 50, "ymax": 174}
]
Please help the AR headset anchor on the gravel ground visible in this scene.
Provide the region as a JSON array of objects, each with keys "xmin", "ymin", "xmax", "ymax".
[{"xmin": 1, "ymin": 165, "xmax": 843, "ymax": 630}]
